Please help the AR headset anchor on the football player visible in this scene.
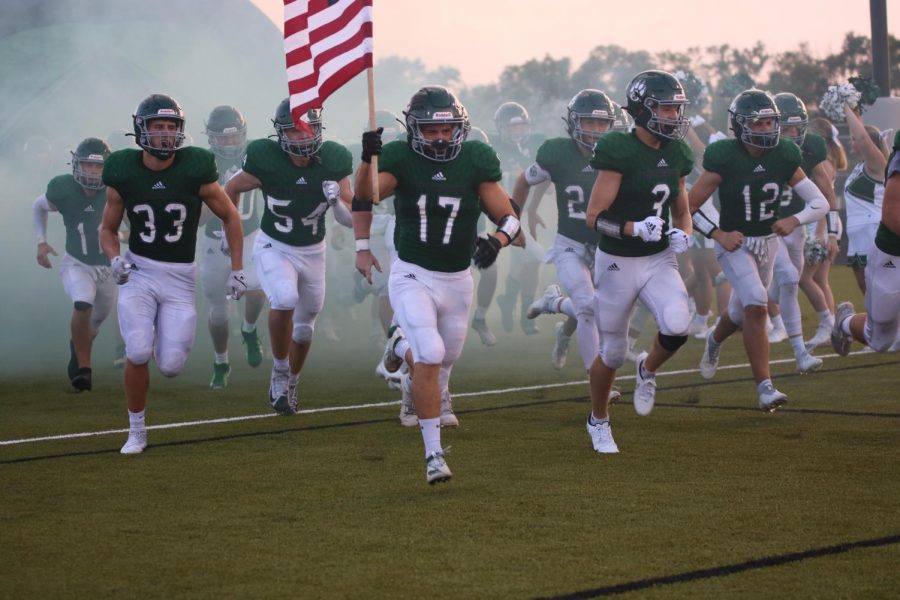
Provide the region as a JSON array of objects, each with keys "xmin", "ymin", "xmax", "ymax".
[
  {"xmin": 33, "ymin": 137, "xmax": 116, "ymax": 391},
  {"xmin": 831, "ymin": 129, "xmax": 900, "ymax": 354},
  {"xmin": 353, "ymin": 86, "xmax": 518, "ymax": 484},
  {"xmin": 584, "ymin": 70, "xmax": 695, "ymax": 453},
  {"xmin": 224, "ymin": 99, "xmax": 353, "ymax": 416},
  {"xmin": 200, "ymin": 105, "xmax": 266, "ymax": 389},
  {"xmin": 515, "ymin": 89, "xmax": 614, "ymax": 372},
  {"xmin": 100, "ymin": 94, "xmax": 246, "ymax": 455},
  {"xmin": 691, "ymin": 90, "xmax": 828, "ymax": 411}
]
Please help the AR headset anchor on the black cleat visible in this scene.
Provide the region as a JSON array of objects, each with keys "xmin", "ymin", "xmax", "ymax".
[{"xmin": 71, "ymin": 367, "xmax": 92, "ymax": 392}]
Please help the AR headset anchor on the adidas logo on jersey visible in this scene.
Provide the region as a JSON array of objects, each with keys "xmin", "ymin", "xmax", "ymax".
[
  {"xmin": 83, "ymin": 205, "xmax": 95, "ymax": 212},
  {"xmin": 403, "ymin": 272, "xmax": 418, "ymax": 280},
  {"xmin": 431, "ymin": 172, "xmax": 447, "ymax": 181},
  {"xmin": 884, "ymin": 260, "xmax": 896, "ymax": 269},
  {"xmin": 656, "ymin": 159, "xmax": 668, "ymax": 168},
  {"xmin": 262, "ymin": 243, "xmax": 272, "ymax": 249},
  {"xmin": 581, "ymin": 165, "xmax": 594, "ymax": 172},
  {"xmin": 296, "ymin": 177, "xmax": 307, "ymax": 185},
  {"xmin": 607, "ymin": 263, "xmax": 620, "ymax": 272},
  {"xmin": 754, "ymin": 164, "xmax": 766, "ymax": 173},
  {"xmin": 151, "ymin": 181, "xmax": 166, "ymax": 190}
]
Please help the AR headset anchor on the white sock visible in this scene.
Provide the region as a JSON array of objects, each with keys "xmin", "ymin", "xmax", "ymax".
[
  {"xmin": 841, "ymin": 317, "xmax": 854, "ymax": 336},
  {"xmin": 693, "ymin": 312, "xmax": 709, "ymax": 325},
  {"xmin": 588, "ymin": 413, "xmax": 609, "ymax": 426},
  {"xmin": 214, "ymin": 351, "xmax": 228, "ymax": 365},
  {"xmin": 771, "ymin": 314, "xmax": 785, "ymax": 331},
  {"xmin": 242, "ymin": 320, "xmax": 256, "ymax": 333},
  {"xmin": 273, "ymin": 357, "xmax": 289, "ymax": 372},
  {"xmin": 757, "ymin": 379, "xmax": 773, "ymax": 394},
  {"xmin": 289, "ymin": 372, "xmax": 300, "ymax": 385},
  {"xmin": 419, "ymin": 417, "xmax": 442, "ymax": 457},
  {"xmin": 394, "ymin": 338, "xmax": 411, "ymax": 361},
  {"xmin": 817, "ymin": 310, "xmax": 833, "ymax": 326},
  {"xmin": 790, "ymin": 335, "xmax": 806, "ymax": 357},
  {"xmin": 128, "ymin": 409, "xmax": 145, "ymax": 431},
  {"xmin": 474, "ymin": 306, "xmax": 488, "ymax": 320}
]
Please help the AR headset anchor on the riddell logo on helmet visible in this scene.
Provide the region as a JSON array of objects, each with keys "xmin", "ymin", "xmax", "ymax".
[
  {"xmin": 157, "ymin": 109, "xmax": 177, "ymax": 116},
  {"xmin": 87, "ymin": 154, "xmax": 104, "ymax": 160},
  {"xmin": 673, "ymin": 94, "xmax": 687, "ymax": 101},
  {"xmin": 432, "ymin": 112, "xmax": 454, "ymax": 119},
  {"xmin": 591, "ymin": 110, "xmax": 610, "ymax": 117}
]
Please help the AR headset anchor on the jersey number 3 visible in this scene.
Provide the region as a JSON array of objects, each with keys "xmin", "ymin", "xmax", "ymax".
[{"xmin": 133, "ymin": 203, "xmax": 187, "ymax": 243}]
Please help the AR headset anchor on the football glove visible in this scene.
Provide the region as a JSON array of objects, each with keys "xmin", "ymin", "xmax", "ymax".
[
  {"xmin": 472, "ymin": 235, "xmax": 502, "ymax": 270},
  {"xmin": 111, "ymin": 256, "xmax": 132, "ymax": 285},
  {"xmin": 361, "ymin": 127, "xmax": 383, "ymax": 163},
  {"xmin": 322, "ymin": 180, "xmax": 340, "ymax": 208},
  {"xmin": 227, "ymin": 270, "xmax": 247, "ymax": 300},
  {"xmin": 667, "ymin": 228, "xmax": 691, "ymax": 254},
  {"xmin": 632, "ymin": 216, "xmax": 665, "ymax": 242}
]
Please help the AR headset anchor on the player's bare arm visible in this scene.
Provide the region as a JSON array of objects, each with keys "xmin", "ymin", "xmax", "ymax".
[
  {"xmin": 99, "ymin": 185, "xmax": 125, "ymax": 260},
  {"xmin": 585, "ymin": 169, "xmax": 622, "ymax": 232},
  {"xmin": 688, "ymin": 170, "xmax": 742, "ymax": 251},
  {"xmin": 670, "ymin": 176, "xmax": 693, "ymax": 234},
  {"xmin": 223, "ymin": 170, "xmax": 261, "ymax": 208},
  {"xmin": 202, "ymin": 182, "xmax": 243, "ymax": 271}
]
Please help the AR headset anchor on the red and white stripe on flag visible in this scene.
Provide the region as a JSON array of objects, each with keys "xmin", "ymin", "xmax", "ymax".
[{"xmin": 284, "ymin": 0, "xmax": 373, "ymax": 129}]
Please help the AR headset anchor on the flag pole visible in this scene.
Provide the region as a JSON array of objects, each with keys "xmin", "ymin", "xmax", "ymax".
[{"xmin": 366, "ymin": 66, "xmax": 380, "ymax": 205}]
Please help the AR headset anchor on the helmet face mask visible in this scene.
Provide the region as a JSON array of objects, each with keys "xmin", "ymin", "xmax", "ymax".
[
  {"xmin": 566, "ymin": 89, "xmax": 615, "ymax": 150},
  {"xmin": 133, "ymin": 94, "xmax": 186, "ymax": 160},
  {"xmin": 625, "ymin": 70, "xmax": 690, "ymax": 142},
  {"xmin": 494, "ymin": 102, "xmax": 531, "ymax": 145},
  {"xmin": 274, "ymin": 99, "xmax": 323, "ymax": 158},
  {"xmin": 773, "ymin": 93, "xmax": 808, "ymax": 146},
  {"xmin": 404, "ymin": 86, "xmax": 470, "ymax": 162},
  {"xmin": 71, "ymin": 137, "xmax": 111, "ymax": 190},
  {"xmin": 611, "ymin": 102, "xmax": 634, "ymax": 132},
  {"xmin": 730, "ymin": 90, "xmax": 781, "ymax": 150},
  {"xmin": 206, "ymin": 105, "xmax": 247, "ymax": 160}
]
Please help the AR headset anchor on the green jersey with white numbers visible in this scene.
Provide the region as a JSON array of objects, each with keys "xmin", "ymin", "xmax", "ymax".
[
  {"xmin": 45, "ymin": 174, "xmax": 108, "ymax": 266},
  {"xmin": 591, "ymin": 131, "xmax": 694, "ymax": 257},
  {"xmin": 703, "ymin": 138, "xmax": 801, "ymax": 236},
  {"xmin": 778, "ymin": 132, "xmax": 827, "ymax": 218},
  {"xmin": 379, "ymin": 139, "xmax": 502, "ymax": 272},
  {"xmin": 204, "ymin": 156, "xmax": 262, "ymax": 239},
  {"xmin": 876, "ymin": 146, "xmax": 900, "ymax": 255},
  {"xmin": 103, "ymin": 147, "xmax": 218, "ymax": 263},
  {"xmin": 534, "ymin": 137, "xmax": 600, "ymax": 244},
  {"xmin": 242, "ymin": 139, "xmax": 352, "ymax": 247}
]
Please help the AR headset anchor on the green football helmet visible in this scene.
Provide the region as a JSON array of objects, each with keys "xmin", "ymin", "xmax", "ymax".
[
  {"xmin": 403, "ymin": 86, "xmax": 470, "ymax": 162},
  {"xmin": 624, "ymin": 70, "xmax": 689, "ymax": 142},
  {"xmin": 132, "ymin": 93, "xmax": 186, "ymax": 160},
  {"xmin": 71, "ymin": 137, "xmax": 111, "ymax": 190},
  {"xmin": 729, "ymin": 89, "xmax": 781, "ymax": 149},
  {"xmin": 273, "ymin": 98, "xmax": 323, "ymax": 157},
  {"xmin": 565, "ymin": 89, "xmax": 615, "ymax": 150},
  {"xmin": 773, "ymin": 92, "xmax": 808, "ymax": 146},
  {"xmin": 205, "ymin": 105, "xmax": 247, "ymax": 160},
  {"xmin": 493, "ymin": 101, "xmax": 531, "ymax": 144},
  {"xmin": 611, "ymin": 101, "xmax": 634, "ymax": 132}
]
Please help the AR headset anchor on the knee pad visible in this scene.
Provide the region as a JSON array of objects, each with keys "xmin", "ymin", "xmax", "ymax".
[
  {"xmin": 269, "ymin": 284, "xmax": 300, "ymax": 311},
  {"xmin": 659, "ymin": 302, "xmax": 691, "ymax": 336},
  {"xmin": 124, "ymin": 333, "xmax": 153, "ymax": 366},
  {"xmin": 157, "ymin": 350, "xmax": 187, "ymax": 378},
  {"xmin": 774, "ymin": 263, "xmax": 800, "ymax": 289},
  {"xmin": 208, "ymin": 303, "xmax": 230, "ymax": 327},
  {"xmin": 414, "ymin": 336, "xmax": 446, "ymax": 366},
  {"xmin": 599, "ymin": 338, "xmax": 627, "ymax": 370},
  {"xmin": 292, "ymin": 323, "xmax": 314, "ymax": 343},
  {"xmin": 657, "ymin": 332, "xmax": 688, "ymax": 352},
  {"xmin": 73, "ymin": 301, "xmax": 93, "ymax": 312}
]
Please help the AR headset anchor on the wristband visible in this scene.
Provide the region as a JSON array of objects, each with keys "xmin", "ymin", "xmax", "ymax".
[
  {"xmin": 826, "ymin": 210, "xmax": 840, "ymax": 235},
  {"xmin": 594, "ymin": 211, "xmax": 625, "ymax": 238},
  {"xmin": 355, "ymin": 238, "xmax": 371, "ymax": 252},
  {"xmin": 351, "ymin": 197, "xmax": 373, "ymax": 212}
]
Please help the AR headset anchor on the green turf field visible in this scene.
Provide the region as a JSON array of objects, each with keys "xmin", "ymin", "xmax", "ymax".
[{"xmin": 2, "ymin": 272, "xmax": 899, "ymax": 598}]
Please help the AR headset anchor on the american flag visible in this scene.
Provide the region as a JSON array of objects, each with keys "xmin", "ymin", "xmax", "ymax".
[{"xmin": 284, "ymin": 0, "xmax": 373, "ymax": 128}]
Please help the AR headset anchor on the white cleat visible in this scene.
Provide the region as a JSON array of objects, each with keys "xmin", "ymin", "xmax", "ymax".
[
  {"xmin": 633, "ymin": 351, "xmax": 657, "ymax": 416},
  {"xmin": 287, "ymin": 378, "xmax": 299, "ymax": 413},
  {"xmin": 551, "ymin": 321, "xmax": 570, "ymax": 370},
  {"xmin": 608, "ymin": 387, "xmax": 622, "ymax": 404},
  {"xmin": 425, "ymin": 450, "xmax": 453, "ymax": 485},
  {"xmin": 471, "ymin": 317, "xmax": 497, "ymax": 347},
  {"xmin": 440, "ymin": 389, "xmax": 459, "ymax": 428},
  {"xmin": 687, "ymin": 315, "xmax": 709, "ymax": 337},
  {"xmin": 699, "ymin": 329, "xmax": 720, "ymax": 380},
  {"xmin": 586, "ymin": 417, "xmax": 619, "ymax": 454},
  {"xmin": 805, "ymin": 321, "xmax": 833, "ymax": 351},
  {"xmin": 399, "ymin": 373, "xmax": 418, "ymax": 427},
  {"xmin": 768, "ymin": 324, "xmax": 788, "ymax": 344},
  {"xmin": 120, "ymin": 429, "xmax": 147, "ymax": 455},
  {"xmin": 269, "ymin": 366, "xmax": 293, "ymax": 416},
  {"xmin": 758, "ymin": 384, "xmax": 788, "ymax": 413},
  {"xmin": 795, "ymin": 351, "xmax": 823, "ymax": 374},
  {"xmin": 382, "ymin": 325, "xmax": 406, "ymax": 373},
  {"xmin": 526, "ymin": 284, "xmax": 562, "ymax": 319},
  {"xmin": 375, "ymin": 360, "xmax": 402, "ymax": 390},
  {"xmin": 831, "ymin": 301, "xmax": 855, "ymax": 356}
]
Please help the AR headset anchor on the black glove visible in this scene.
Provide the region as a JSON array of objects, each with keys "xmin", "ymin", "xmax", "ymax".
[
  {"xmin": 472, "ymin": 235, "xmax": 502, "ymax": 269},
  {"xmin": 361, "ymin": 127, "xmax": 383, "ymax": 163}
]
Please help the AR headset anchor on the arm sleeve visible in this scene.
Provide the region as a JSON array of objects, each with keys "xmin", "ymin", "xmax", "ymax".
[
  {"xmin": 33, "ymin": 194, "xmax": 54, "ymax": 243},
  {"xmin": 790, "ymin": 177, "xmax": 829, "ymax": 226},
  {"xmin": 331, "ymin": 199, "xmax": 353, "ymax": 228},
  {"xmin": 523, "ymin": 162, "xmax": 551, "ymax": 185}
]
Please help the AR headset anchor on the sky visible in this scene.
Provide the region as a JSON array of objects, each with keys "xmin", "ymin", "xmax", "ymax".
[{"xmin": 253, "ymin": 0, "xmax": 899, "ymax": 86}]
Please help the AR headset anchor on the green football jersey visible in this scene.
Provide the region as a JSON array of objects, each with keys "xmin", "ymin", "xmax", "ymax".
[
  {"xmin": 495, "ymin": 135, "xmax": 544, "ymax": 190},
  {"xmin": 242, "ymin": 139, "xmax": 352, "ymax": 247},
  {"xmin": 778, "ymin": 132, "xmax": 827, "ymax": 218},
  {"xmin": 204, "ymin": 156, "xmax": 262, "ymax": 239},
  {"xmin": 45, "ymin": 174, "xmax": 108, "ymax": 266},
  {"xmin": 380, "ymin": 139, "xmax": 502, "ymax": 272},
  {"xmin": 591, "ymin": 132, "xmax": 694, "ymax": 257},
  {"xmin": 534, "ymin": 137, "xmax": 600, "ymax": 244},
  {"xmin": 103, "ymin": 147, "xmax": 218, "ymax": 263},
  {"xmin": 703, "ymin": 138, "xmax": 801, "ymax": 236},
  {"xmin": 876, "ymin": 150, "xmax": 900, "ymax": 255}
]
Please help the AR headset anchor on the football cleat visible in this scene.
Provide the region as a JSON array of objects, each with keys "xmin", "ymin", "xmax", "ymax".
[
  {"xmin": 209, "ymin": 362, "xmax": 230, "ymax": 389},
  {"xmin": 382, "ymin": 325, "xmax": 405, "ymax": 374},
  {"xmin": 425, "ymin": 450, "xmax": 453, "ymax": 485},
  {"xmin": 471, "ymin": 317, "xmax": 497, "ymax": 347},
  {"xmin": 526, "ymin": 284, "xmax": 563, "ymax": 319},
  {"xmin": 241, "ymin": 328, "xmax": 263, "ymax": 368},
  {"xmin": 375, "ymin": 360, "xmax": 403, "ymax": 389},
  {"xmin": 633, "ymin": 352, "xmax": 656, "ymax": 416},
  {"xmin": 440, "ymin": 389, "xmax": 459, "ymax": 427},
  {"xmin": 586, "ymin": 417, "xmax": 619, "ymax": 454},
  {"xmin": 768, "ymin": 323, "xmax": 788, "ymax": 344},
  {"xmin": 699, "ymin": 329, "xmax": 720, "ymax": 379},
  {"xmin": 399, "ymin": 373, "xmax": 418, "ymax": 427},
  {"xmin": 71, "ymin": 367, "xmax": 92, "ymax": 392},
  {"xmin": 795, "ymin": 351, "xmax": 823, "ymax": 374},
  {"xmin": 551, "ymin": 321, "xmax": 570, "ymax": 370},
  {"xmin": 758, "ymin": 383, "xmax": 788, "ymax": 412},
  {"xmin": 269, "ymin": 366, "xmax": 294, "ymax": 416},
  {"xmin": 287, "ymin": 378, "xmax": 299, "ymax": 414},
  {"xmin": 805, "ymin": 321, "xmax": 833, "ymax": 351},
  {"xmin": 120, "ymin": 429, "xmax": 147, "ymax": 455},
  {"xmin": 831, "ymin": 301, "xmax": 855, "ymax": 356}
]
